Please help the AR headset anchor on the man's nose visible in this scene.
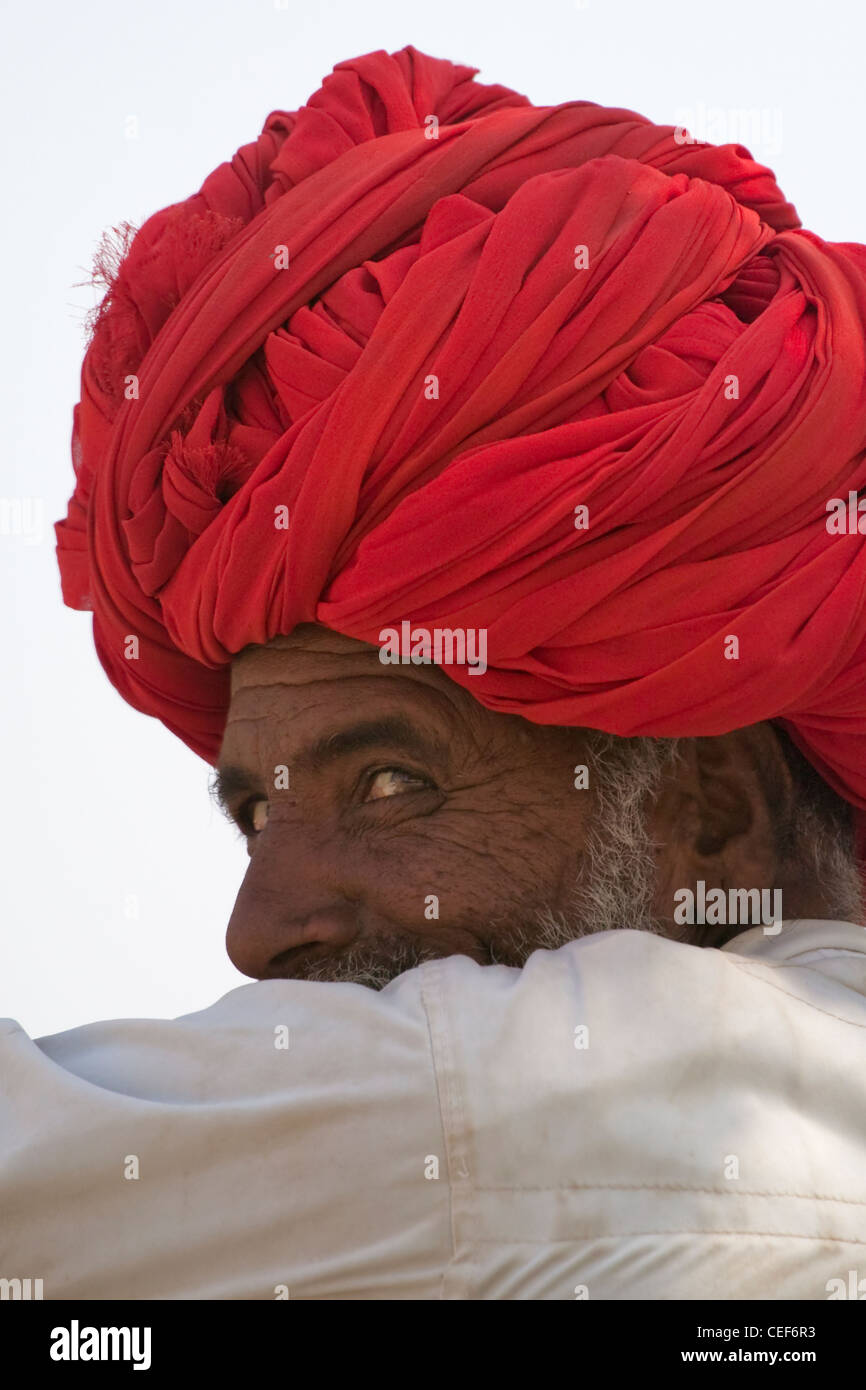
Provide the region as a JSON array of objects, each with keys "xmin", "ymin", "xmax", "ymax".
[{"xmin": 225, "ymin": 819, "xmax": 361, "ymax": 978}]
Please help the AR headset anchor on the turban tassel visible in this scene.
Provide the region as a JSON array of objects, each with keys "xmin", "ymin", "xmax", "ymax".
[{"xmin": 56, "ymin": 45, "xmax": 866, "ymax": 851}]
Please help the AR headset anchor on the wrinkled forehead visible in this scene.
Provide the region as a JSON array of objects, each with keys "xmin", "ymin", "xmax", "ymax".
[
  {"xmin": 224, "ymin": 625, "xmax": 541, "ymax": 760},
  {"xmin": 230, "ymin": 626, "xmax": 382, "ymax": 694},
  {"xmin": 227, "ymin": 624, "xmax": 485, "ymax": 723}
]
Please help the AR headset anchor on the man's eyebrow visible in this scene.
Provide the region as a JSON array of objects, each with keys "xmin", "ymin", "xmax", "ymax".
[
  {"xmin": 297, "ymin": 716, "xmax": 447, "ymax": 772},
  {"xmin": 212, "ymin": 716, "xmax": 448, "ymax": 809}
]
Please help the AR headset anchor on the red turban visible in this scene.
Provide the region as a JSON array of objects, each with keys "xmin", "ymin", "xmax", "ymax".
[{"xmin": 57, "ymin": 44, "xmax": 866, "ymax": 825}]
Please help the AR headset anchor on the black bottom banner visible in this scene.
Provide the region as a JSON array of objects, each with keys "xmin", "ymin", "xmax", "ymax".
[{"xmin": 1, "ymin": 1297, "xmax": 858, "ymax": 1374}]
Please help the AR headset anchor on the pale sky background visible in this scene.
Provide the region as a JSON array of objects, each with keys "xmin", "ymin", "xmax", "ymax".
[{"xmin": 2, "ymin": 0, "xmax": 864, "ymax": 1038}]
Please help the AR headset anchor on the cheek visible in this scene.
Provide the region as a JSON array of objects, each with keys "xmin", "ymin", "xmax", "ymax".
[{"xmin": 346, "ymin": 796, "xmax": 580, "ymax": 927}]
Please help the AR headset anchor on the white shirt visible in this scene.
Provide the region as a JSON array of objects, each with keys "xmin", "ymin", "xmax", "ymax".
[{"xmin": 2, "ymin": 918, "xmax": 866, "ymax": 1300}]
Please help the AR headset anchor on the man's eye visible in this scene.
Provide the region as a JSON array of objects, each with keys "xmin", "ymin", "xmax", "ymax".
[
  {"xmin": 242, "ymin": 798, "xmax": 269, "ymax": 834},
  {"xmin": 364, "ymin": 768, "xmax": 431, "ymax": 801}
]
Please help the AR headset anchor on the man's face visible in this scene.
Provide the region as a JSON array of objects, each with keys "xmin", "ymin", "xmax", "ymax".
[{"xmin": 217, "ymin": 626, "xmax": 629, "ymax": 983}]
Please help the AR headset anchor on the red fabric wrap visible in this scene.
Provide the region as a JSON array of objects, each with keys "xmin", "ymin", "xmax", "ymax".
[{"xmin": 57, "ymin": 45, "xmax": 866, "ymax": 833}]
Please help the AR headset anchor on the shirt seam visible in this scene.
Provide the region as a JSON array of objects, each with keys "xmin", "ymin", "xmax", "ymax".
[
  {"xmin": 419, "ymin": 960, "xmax": 471, "ymax": 1299},
  {"xmin": 725, "ymin": 958, "xmax": 866, "ymax": 1026},
  {"xmin": 469, "ymin": 1229, "xmax": 866, "ymax": 1246},
  {"xmin": 472, "ymin": 1183, "xmax": 866, "ymax": 1203}
]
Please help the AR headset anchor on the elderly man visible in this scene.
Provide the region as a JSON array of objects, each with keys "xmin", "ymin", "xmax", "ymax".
[{"xmin": 4, "ymin": 45, "xmax": 866, "ymax": 1303}]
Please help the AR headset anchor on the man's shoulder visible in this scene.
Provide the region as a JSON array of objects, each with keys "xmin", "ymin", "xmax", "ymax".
[
  {"xmin": 420, "ymin": 918, "xmax": 866, "ymax": 1177},
  {"xmin": 422, "ymin": 920, "xmax": 866, "ymax": 1289},
  {"xmin": 4, "ymin": 921, "xmax": 866, "ymax": 1300},
  {"xmin": 10, "ymin": 918, "xmax": 866, "ymax": 1097},
  {"xmin": 426, "ymin": 917, "xmax": 866, "ymax": 1033}
]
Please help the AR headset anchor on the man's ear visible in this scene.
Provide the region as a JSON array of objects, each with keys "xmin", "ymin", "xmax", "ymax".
[{"xmin": 652, "ymin": 725, "xmax": 796, "ymax": 892}]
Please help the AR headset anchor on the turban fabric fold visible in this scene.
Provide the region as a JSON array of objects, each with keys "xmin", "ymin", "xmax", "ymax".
[{"xmin": 57, "ymin": 45, "xmax": 866, "ymax": 825}]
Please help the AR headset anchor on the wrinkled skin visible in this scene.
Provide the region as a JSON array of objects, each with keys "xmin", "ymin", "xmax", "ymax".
[{"xmin": 217, "ymin": 626, "xmax": 828, "ymax": 982}]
